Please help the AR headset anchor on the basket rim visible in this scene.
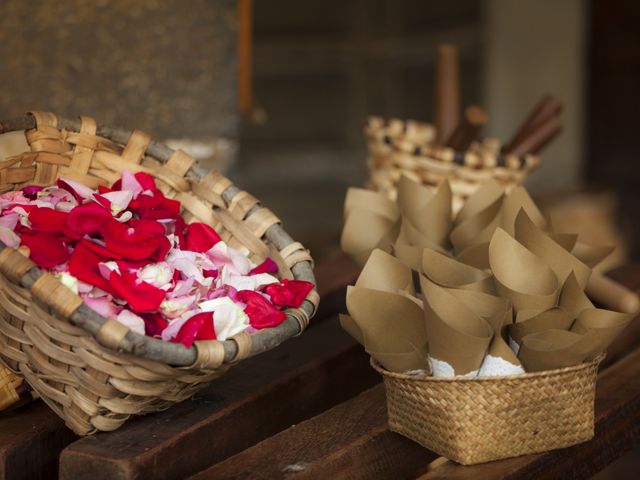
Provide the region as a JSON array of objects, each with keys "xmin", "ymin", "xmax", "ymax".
[
  {"xmin": 370, "ymin": 353, "xmax": 605, "ymax": 383},
  {"xmin": 0, "ymin": 114, "xmax": 317, "ymax": 367},
  {"xmin": 364, "ymin": 115, "xmax": 540, "ymax": 172}
]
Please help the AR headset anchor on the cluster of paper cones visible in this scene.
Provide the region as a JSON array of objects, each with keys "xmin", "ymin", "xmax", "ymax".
[{"xmin": 341, "ymin": 176, "xmax": 638, "ymax": 377}]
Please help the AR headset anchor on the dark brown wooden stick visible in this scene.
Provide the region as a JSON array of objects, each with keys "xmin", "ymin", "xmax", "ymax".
[
  {"xmin": 434, "ymin": 44, "xmax": 460, "ymax": 145},
  {"xmin": 504, "ymin": 96, "xmax": 562, "ymax": 153},
  {"xmin": 446, "ymin": 105, "xmax": 487, "ymax": 150},
  {"xmin": 507, "ymin": 115, "xmax": 562, "ymax": 156}
]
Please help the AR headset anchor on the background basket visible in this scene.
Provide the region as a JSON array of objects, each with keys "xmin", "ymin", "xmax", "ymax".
[
  {"xmin": 0, "ymin": 112, "xmax": 318, "ymax": 435},
  {"xmin": 372, "ymin": 355, "xmax": 602, "ymax": 465},
  {"xmin": 364, "ymin": 116, "xmax": 541, "ymax": 212}
]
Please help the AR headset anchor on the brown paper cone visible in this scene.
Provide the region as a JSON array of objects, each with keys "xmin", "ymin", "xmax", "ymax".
[
  {"xmin": 500, "ymin": 186, "xmax": 546, "ymax": 236},
  {"xmin": 341, "ymin": 207, "xmax": 399, "ymax": 266},
  {"xmin": 450, "ymin": 194, "xmax": 503, "ymax": 253},
  {"xmin": 478, "ymin": 334, "xmax": 525, "ymax": 376},
  {"xmin": 367, "ymin": 347, "xmax": 430, "ymax": 373},
  {"xmin": 559, "ymin": 272, "xmax": 594, "ymax": 318},
  {"xmin": 339, "ymin": 313, "xmax": 365, "ymax": 345},
  {"xmin": 455, "ymin": 242, "xmax": 490, "ymax": 270},
  {"xmin": 571, "ymin": 242, "xmax": 615, "ymax": 269},
  {"xmin": 570, "ymin": 308, "xmax": 634, "ymax": 360},
  {"xmin": 420, "ymin": 275, "xmax": 493, "ymax": 376},
  {"xmin": 489, "ymin": 228, "xmax": 560, "ymax": 313},
  {"xmin": 515, "ymin": 210, "xmax": 591, "ymax": 288},
  {"xmin": 356, "ymin": 248, "xmax": 415, "ymax": 295},
  {"xmin": 510, "ymin": 308, "xmax": 574, "ymax": 348},
  {"xmin": 518, "ymin": 329, "xmax": 587, "ymax": 372},
  {"xmin": 454, "ymin": 179, "xmax": 504, "ymax": 226},
  {"xmin": 397, "ymin": 175, "xmax": 452, "ymax": 249},
  {"xmin": 346, "ymin": 285, "xmax": 427, "ymax": 357},
  {"xmin": 422, "ymin": 248, "xmax": 495, "ymax": 293}
]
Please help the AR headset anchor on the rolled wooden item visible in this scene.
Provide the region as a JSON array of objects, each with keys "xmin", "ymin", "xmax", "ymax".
[
  {"xmin": 504, "ymin": 95, "xmax": 562, "ymax": 153},
  {"xmin": 507, "ymin": 115, "xmax": 562, "ymax": 156},
  {"xmin": 586, "ymin": 271, "xmax": 640, "ymax": 314},
  {"xmin": 434, "ymin": 44, "xmax": 460, "ymax": 145},
  {"xmin": 446, "ymin": 105, "xmax": 487, "ymax": 150}
]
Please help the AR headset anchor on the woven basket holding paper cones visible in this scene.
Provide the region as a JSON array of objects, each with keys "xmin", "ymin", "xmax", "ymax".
[
  {"xmin": 0, "ymin": 112, "xmax": 318, "ymax": 435},
  {"xmin": 340, "ymin": 176, "xmax": 638, "ymax": 464},
  {"xmin": 365, "ymin": 44, "xmax": 560, "ymax": 213}
]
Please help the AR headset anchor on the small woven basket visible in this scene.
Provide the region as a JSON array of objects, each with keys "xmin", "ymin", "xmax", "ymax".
[
  {"xmin": 365, "ymin": 117, "xmax": 541, "ymax": 211},
  {"xmin": 372, "ymin": 355, "xmax": 603, "ymax": 465},
  {"xmin": 0, "ymin": 112, "xmax": 318, "ymax": 435}
]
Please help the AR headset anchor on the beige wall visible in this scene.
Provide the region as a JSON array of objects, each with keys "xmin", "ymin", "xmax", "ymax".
[{"xmin": 482, "ymin": 0, "xmax": 586, "ymax": 194}]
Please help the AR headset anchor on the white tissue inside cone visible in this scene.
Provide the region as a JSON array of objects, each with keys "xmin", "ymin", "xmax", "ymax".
[
  {"xmin": 428, "ymin": 357, "xmax": 479, "ymax": 378},
  {"xmin": 508, "ymin": 336, "xmax": 521, "ymax": 355},
  {"xmin": 478, "ymin": 355, "xmax": 525, "ymax": 377}
]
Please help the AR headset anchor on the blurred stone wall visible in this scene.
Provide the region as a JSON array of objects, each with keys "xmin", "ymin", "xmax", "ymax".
[{"xmin": 0, "ymin": 0, "xmax": 237, "ymax": 144}]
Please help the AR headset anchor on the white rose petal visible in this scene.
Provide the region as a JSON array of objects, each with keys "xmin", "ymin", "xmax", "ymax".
[{"xmin": 116, "ymin": 310, "xmax": 145, "ymax": 335}]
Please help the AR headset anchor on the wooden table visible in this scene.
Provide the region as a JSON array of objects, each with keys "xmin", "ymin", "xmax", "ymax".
[{"xmin": 1, "ymin": 252, "xmax": 640, "ymax": 480}]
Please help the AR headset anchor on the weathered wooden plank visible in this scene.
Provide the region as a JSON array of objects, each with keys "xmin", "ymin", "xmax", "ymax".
[
  {"xmin": 58, "ymin": 317, "xmax": 377, "ymax": 480},
  {"xmin": 189, "ymin": 383, "xmax": 437, "ymax": 480},
  {"xmin": 188, "ymin": 344, "xmax": 640, "ymax": 480},
  {"xmin": 0, "ymin": 402, "xmax": 76, "ymax": 480}
]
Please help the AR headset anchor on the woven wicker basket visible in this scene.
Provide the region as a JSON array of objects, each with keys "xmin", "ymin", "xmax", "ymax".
[
  {"xmin": 0, "ymin": 112, "xmax": 318, "ymax": 435},
  {"xmin": 365, "ymin": 116, "xmax": 541, "ymax": 211},
  {"xmin": 372, "ymin": 354, "xmax": 603, "ymax": 465}
]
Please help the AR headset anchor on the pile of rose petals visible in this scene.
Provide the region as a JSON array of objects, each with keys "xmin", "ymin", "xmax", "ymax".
[{"xmin": 0, "ymin": 172, "xmax": 314, "ymax": 348}]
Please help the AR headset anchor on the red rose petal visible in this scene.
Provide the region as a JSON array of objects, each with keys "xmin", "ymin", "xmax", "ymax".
[
  {"xmin": 21, "ymin": 234, "xmax": 70, "ymax": 268},
  {"xmin": 185, "ymin": 222, "xmax": 221, "ymax": 253},
  {"xmin": 264, "ymin": 279, "xmax": 315, "ymax": 308},
  {"xmin": 173, "ymin": 311, "xmax": 214, "ymax": 348},
  {"xmin": 66, "ymin": 202, "xmax": 112, "ymax": 236},
  {"xmin": 237, "ymin": 290, "xmax": 286, "ymax": 329},
  {"xmin": 28, "ymin": 207, "xmax": 68, "ymax": 234},
  {"xmin": 80, "ymin": 239, "xmax": 123, "ymax": 259},
  {"xmin": 109, "ymin": 270, "xmax": 166, "ymax": 313},
  {"xmin": 102, "ymin": 219, "xmax": 169, "ymax": 261},
  {"xmin": 68, "ymin": 243, "xmax": 115, "ymax": 294},
  {"xmin": 249, "ymin": 258, "xmax": 278, "ymax": 275},
  {"xmin": 141, "ymin": 312, "xmax": 169, "ymax": 337}
]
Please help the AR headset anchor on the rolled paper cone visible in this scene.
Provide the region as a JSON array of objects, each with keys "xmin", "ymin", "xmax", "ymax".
[
  {"xmin": 507, "ymin": 115, "xmax": 562, "ymax": 156},
  {"xmin": 489, "ymin": 228, "xmax": 560, "ymax": 313},
  {"xmin": 356, "ymin": 248, "xmax": 415, "ymax": 296},
  {"xmin": 450, "ymin": 194, "xmax": 503, "ymax": 253},
  {"xmin": 478, "ymin": 332, "xmax": 525, "ymax": 377},
  {"xmin": 504, "ymin": 95, "xmax": 563, "ymax": 153},
  {"xmin": 368, "ymin": 347, "xmax": 430, "ymax": 373},
  {"xmin": 420, "ymin": 275, "xmax": 493, "ymax": 377},
  {"xmin": 346, "ymin": 286, "xmax": 427, "ymax": 355},
  {"xmin": 446, "ymin": 105, "xmax": 488, "ymax": 151},
  {"xmin": 434, "ymin": 44, "xmax": 460, "ymax": 144},
  {"xmin": 514, "ymin": 209, "xmax": 591, "ymax": 289},
  {"xmin": 559, "ymin": 272, "xmax": 594, "ymax": 318},
  {"xmin": 518, "ymin": 329, "xmax": 587, "ymax": 372},
  {"xmin": 572, "ymin": 243, "xmax": 615, "ymax": 268},
  {"xmin": 344, "ymin": 187, "xmax": 399, "ymax": 220},
  {"xmin": 586, "ymin": 271, "xmax": 640, "ymax": 314},
  {"xmin": 447, "ymin": 288, "xmax": 510, "ymax": 326},
  {"xmin": 571, "ymin": 308, "xmax": 634, "ymax": 360},
  {"xmin": 455, "ymin": 242, "xmax": 490, "ymax": 270},
  {"xmin": 422, "ymin": 248, "xmax": 494, "ymax": 293},
  {"xmin": 510, "ymin": 307, "xmax": 574, "ymax": 347},
  {"xmin": 397, "ymin": 176, "xmax": 452, "ymax": 249},
  {"xmin": 500, "ymin": 186, "xmax": 546, "ymax": 236},
  {"xmin": 340, "ymin": 207, "xmax": 399, "ymax": 267},
  {"xmin": 339, "ymin": 314, "xmax": 364, "ymax": 345},
  {"xmin": 454, "ymin": 179, "xmax": 504, "ymax": 226}
]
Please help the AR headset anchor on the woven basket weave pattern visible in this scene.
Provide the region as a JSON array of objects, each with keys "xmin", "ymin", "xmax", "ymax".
[
  {"xmin": 0, "ymin": 112, "xmax": 318, "ymax": 434},
  {"xmin": 364, "ymin": 117, "xmax": 540, "ymax": 207},
  {"xmin": 373, "ymin": 356, "xmax": 601, "ymax": 465}
]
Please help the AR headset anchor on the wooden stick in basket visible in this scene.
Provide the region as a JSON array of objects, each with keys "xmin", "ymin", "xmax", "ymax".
[
  {"xmin": 504, "ymin": 95, "xmax": 562, "ymax": 153},
  {"xmin": 506, "ymin": 115, "xmax": 562, "ymax": 156},
  {"xmin": 586, "ymin": 271, "xmax": 640, "ymax": 314},
  {"xmin": 434, "ymin": 44, "xmax": 460, "ymax": 145},
  {"xmin": 446, "ymin": 105, "xmax": 487, "ymax": 151}
]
